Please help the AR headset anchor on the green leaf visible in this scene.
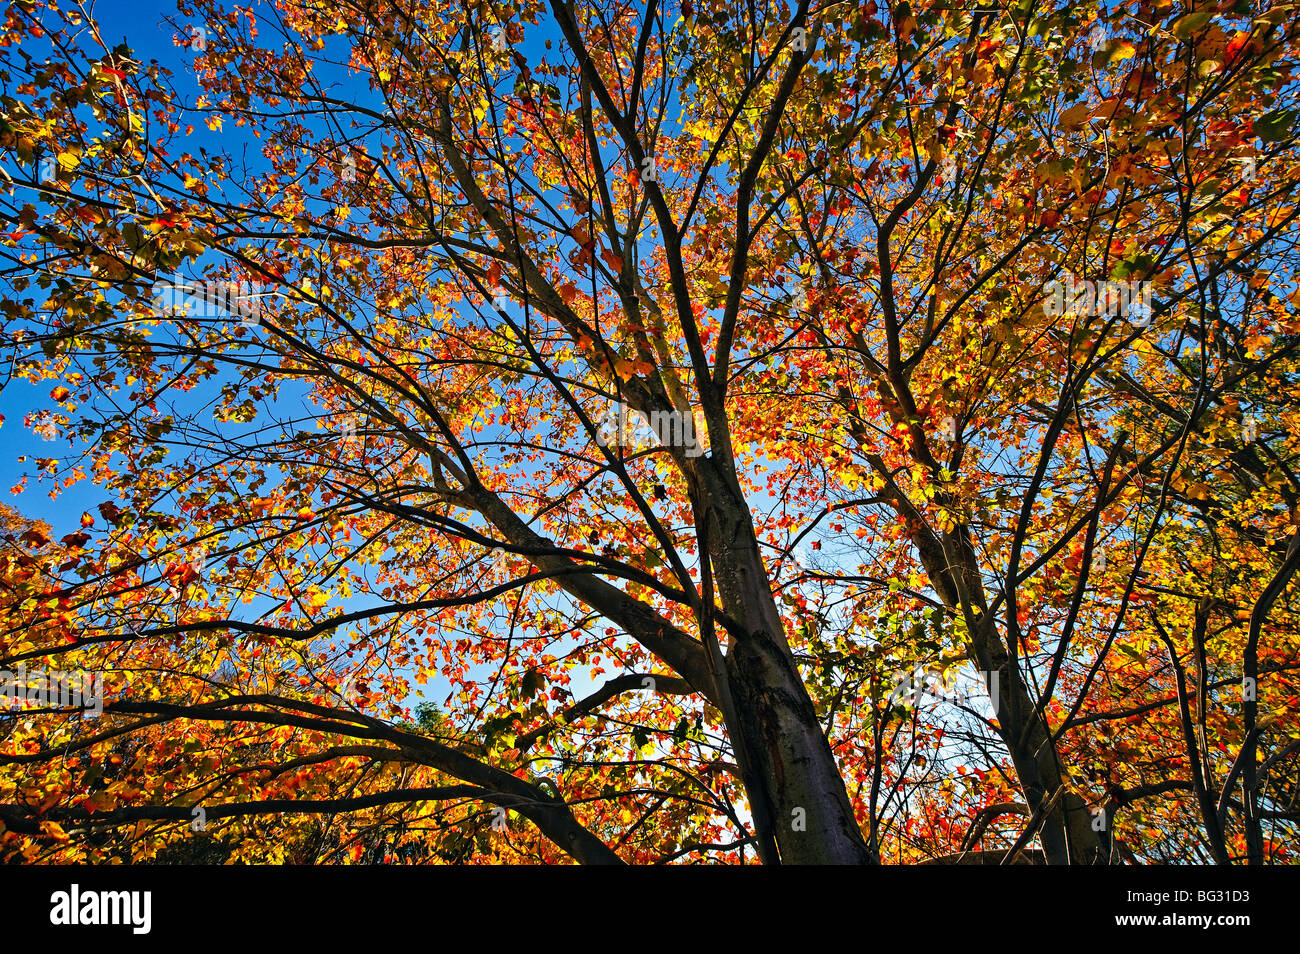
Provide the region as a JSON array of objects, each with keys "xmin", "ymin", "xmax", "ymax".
[
  {"xmin": 521, "ymin": 668, "xmax": 545, "ymax": 699},
  {"xmin": 1254, "ymin": 109, "xmax": 1297, "ymax": 144},
  {"xmin": 1171, "ymin": 11, "xmax": 1213, "ymax": 39},
  {"xmin": 672, "ymin": 717, "xmax": 689, "ymax": 744}
]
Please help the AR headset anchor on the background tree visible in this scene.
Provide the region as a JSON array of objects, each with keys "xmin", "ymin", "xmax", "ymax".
[{"xmin": 1, "ymin": 0, "xmax": 1299, "ymax": 864}]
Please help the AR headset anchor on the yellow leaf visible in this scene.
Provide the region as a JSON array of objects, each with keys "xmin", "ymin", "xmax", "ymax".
[
  {"xmin": 1059, "ymin": 103, "xmax": 1090, "ymax": 130},
  {"xmin": 1109, "ymin": 40, "xmax": 1137, "ymax": 63}
]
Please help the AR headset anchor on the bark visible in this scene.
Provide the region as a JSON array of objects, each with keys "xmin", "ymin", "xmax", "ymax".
[
  {"xmin": 958, "ymin": 559, "xmax": 1107, "ymax": 864},
  {"xmin": 697, "ymin": 457, "xmax": 875, "ymax": 864},
  {"xmin": 850, "ymin": 417, "xmax": 1108, "ymax": 862},
  {"xmin": 939, "ymin": 521, "xmax": 1106, "ymax": 864}
]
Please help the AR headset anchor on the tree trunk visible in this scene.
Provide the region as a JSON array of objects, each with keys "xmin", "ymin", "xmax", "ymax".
[
  {"xmin": 699, "ymin": 460, "xmax": 875, "ymax": 864},
  {"xmin": 938, "ymin": 526, "xmax": 1106, "ymax": 864},
  {"xmin": 969, "ymin": 625, "xmax": 1107, "ymax": 864}
]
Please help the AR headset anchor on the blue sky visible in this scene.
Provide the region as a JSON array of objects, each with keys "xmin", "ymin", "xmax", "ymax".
[
  {"xmin": 0, "ymin": 0, "xmax": 691, "ymax": 753},
  {"xmin": 1, "ymin": 1, "xmax": 224, "ymax": 533},
  {"xmin": 0, "ymin": 0, "xmax": 900, "ymax": 758}
]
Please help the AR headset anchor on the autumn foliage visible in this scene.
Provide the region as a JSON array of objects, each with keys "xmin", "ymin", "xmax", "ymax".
[{"xmin": 1, "ymin": 0, "xmax": 1300, "ymax": 864}]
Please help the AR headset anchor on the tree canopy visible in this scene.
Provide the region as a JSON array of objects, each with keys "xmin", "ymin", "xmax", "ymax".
[{"xmin": 1, "ymin": 0, "xmax": 1300, "ymax": 864}]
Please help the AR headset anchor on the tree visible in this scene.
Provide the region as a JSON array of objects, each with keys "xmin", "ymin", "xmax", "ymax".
[{"xmin": 1, "ymin": 0, "xmax": 1299, "ymax": 864}]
